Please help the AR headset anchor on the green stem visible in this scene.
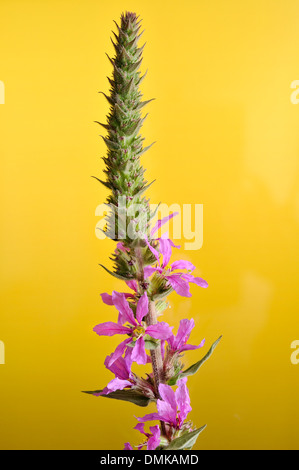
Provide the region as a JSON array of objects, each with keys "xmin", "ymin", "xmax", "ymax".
[
  {"xmin": 146, "ymin": 300, "xmax": 167, "ymax": 438},
  {"xmin": 135, "ymin": 244, "xmax": 167, "ymax": 438}
]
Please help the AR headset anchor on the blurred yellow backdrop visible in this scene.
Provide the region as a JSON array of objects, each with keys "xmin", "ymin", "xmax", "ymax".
[{"xmin": 0, "ymin": 0, "xmax": 299, "ymax": 450}]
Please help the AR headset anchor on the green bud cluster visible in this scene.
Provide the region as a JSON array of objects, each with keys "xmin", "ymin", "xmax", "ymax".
[{"xmin": 95, "ymin": 11, "xmax": 157, "ymax": 280}]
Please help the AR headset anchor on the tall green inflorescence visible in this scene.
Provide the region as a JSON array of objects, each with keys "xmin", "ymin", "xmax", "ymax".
[{"xmin": 95, "ymin": 11, "xmax": 157, "ymax": 283}]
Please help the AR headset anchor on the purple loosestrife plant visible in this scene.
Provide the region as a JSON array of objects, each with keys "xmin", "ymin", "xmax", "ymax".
[{"xmin": 84, "ymin": 11, "xmax": 222, "ymax": 450}]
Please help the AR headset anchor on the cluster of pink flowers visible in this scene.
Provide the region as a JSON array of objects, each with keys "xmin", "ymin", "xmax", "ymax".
[{"xmin": 92, "ymin": 214, "xmax": 210, "ymax": 449}]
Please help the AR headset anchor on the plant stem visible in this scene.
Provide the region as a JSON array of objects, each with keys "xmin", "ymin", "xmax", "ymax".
[
  {"xmin": 135, "ymin": 245, "xmax": 167, "ymax": 438},
  {"xmin": 146, "ymin": 300, "xmax": 167, "ymax": 438},
  {"xmin": 147, "ymin": 300, "xmax": 164, "ymax": 393}
]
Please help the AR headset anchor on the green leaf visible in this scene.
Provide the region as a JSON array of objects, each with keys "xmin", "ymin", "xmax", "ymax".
[
  {"xmin": 164, "ymin": 426, "xmax": 206, "ymax": 450},
  {"xmin": 180, "ymin": 336, "xmax": 222, "ymax": 379},
  {"xmin": 133, "ymin": 179, "xmax": 156, "ymax": 198},
  {"xmin": 91, "ymin": 175, "xmax": 112, "ymax": 189},
  {"xmin": 99, "ymin": 264, "xmax": 133, "ymax": 281},
  {"xmin": 167, "ymin": 374, "xmax": 180, "ymax": 386},
  {"xmin": 82, "ymin": 389, "xmax": 152, "ymax": 407},
  {"xmin": 136, "ymin": 142, "xmax": 156, "ymax": 158},
  {"xmin": 101, "ymin": 136, "xmax": 120, "ymax": 151},
  {"xmin": 134, "ymin": 97, "xmax": 154, "ymax": 110},
  {"xmin": 144, "ymin": 339, "xmax": 159, "ymax": 350}
]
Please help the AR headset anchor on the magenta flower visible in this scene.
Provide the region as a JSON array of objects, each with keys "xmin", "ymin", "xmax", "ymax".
[
  {"xmin": 145, "ymin": 212, "xmax": 180, "ymax": 267},
  {"xmin": 93, "ymin": 349, "xmax": 134, "ymax": 396},
  {"xmin": 144, "ymin": 260, "xmax": 208, "ymax": 298},
  {"xmin": 144, "ymin": 213, "xmax": 208, "ymax": 297},
  {"xmin": 168, "ymin": 318, "xmax": 205, "ymax": 353},
  {"xmin": 93, "ymin": 292, "xmax": 173, "ymax": 366},
  {"xmin": 137, "ymin": 377, "xmax": 192, "ymax": 429},
  {"xmin": 124, "ymin": 423, "xmax": 160, "ymax": 451}
]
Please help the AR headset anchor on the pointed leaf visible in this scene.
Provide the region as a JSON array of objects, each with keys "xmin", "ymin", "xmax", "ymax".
[
  {"xmin": 123, "ymin": 119, "xmax": 141, "ymax": 136},
  {"xmin": 127, "ymin": 57, "xmax": 143, "ymax": 73},
  {"xmin": 94, "ymin": 121, "xmax": 110, "ymax": 131},
  {"xmin": 127, "ymin": 36, "xmax": 138, "ymax": 49},
  {"xmin": 180, "ymin": 336, "xmax": 222, "ymax": 379},
  {"xmin": 136, "ymin": 141, "xmax": 156, "ymax": 158},
  {"xmin": 122, "ymin": 76, "xmax": 135, "ymax": 95},
  {"xmin": 101, "ymin": 136, "xmax": 120, "ymax": 151},
  {"xmin": 137, "ymin": 70, "xmax": 148, "ymax": 85},
  {"xmin": 119, "ymin": 46, "xmax": 132, "ymax": 63},
  {"xmin": 98, "ymin": 91, "xmax": 114, "ymax": 106},
  {"xmin": 134, "ymin": 98, "xmax": 155, "ymax": 111},
  {"xmin": 82, "ymin": 389, "xmax": 152, "ymax": 407},
  {"xmin": 133, "ymin": 179, "xmax": 156, "ymax": 199},
  {"xmin": 114, "ymin": 103, "xmax": 128, "ymax": 120},
  {"xmin": 136, "ymin": 42, "xmax": 146, "ymax": 60},
  {"xmin": 164, "ymin": 426, "xmax": 206, "ymax": 450},
  {"xmin": 99, "ymin": 264, "xmax": 133, "ymax": 281},
  {"xmin": 91, "ymin": 176, "xmax": 112, "ymax": 189}
]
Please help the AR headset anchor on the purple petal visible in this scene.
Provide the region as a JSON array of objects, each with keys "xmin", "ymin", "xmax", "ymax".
[
  {"xmin": 180, "ymin": 338, "xmax": 205, "ymax": 351},
  {"xmin": 147, "ymin": 426, "xmax": 161, "ymax": 450},
  {"xmin": 159, "ymin": 384, "xmax": 177, "ymax": 412},
  {"xmin": 151, "ymin": 212, "xmax": 179, "ymax": 237},
  {"xmin": 134, "ymin": 423, "xmax": 146, "ymax": 435},
  {"xmin": 159, "ymin": 238, "xmax": 172, "ymax": 268},
  {"xmin": 182, "ymin": 273, "xmax": 208, "ymax": 288},
  {"xmin": 156, "ymin": 399, "xmax": 177, "ymax": 426},
  {"xmin": 117, "ymin": 242, "xmax": 129, "ymax": 253},
  {"xmin": 166, "ymin": 274, "xmax": 192, "ymax": 297},
  {"xmin": 100, "ymin": 293, "xmax": 114, "ymax": 305},
  {"xmin": 105, "ymin": 378, "xmax": 132, "ymax": 393},
  {"xmin": 175, "ymin": 378, "xmax": 192, "ymax": 425},
  {"xmin": 124, "ymin": 347, "xmax": 134, "ymax": 376},
  {"xmin": 168, "ymin": 238, "xmax": 181, "ymax": 249},
  {"xmin": 171, "ymin": 260, "xmax": 196, "ymax": 272},
  {"xmin": 112, "ymin": 291, "xmax": 137, "ymax": 326},
  {"xmin": 131, "ymin": 337, "xmax": 147, "ymax": 365},
  {"xmin": 143, "ymin": 265, "xmax": 160, "ymax": 278},
  {"xmin": 93, "ymin": 322, "xmax": 131, "ymax": 337},
  {"xmin": 146, "ymin": 322, "xmax": 173, "ymax": 340},
  {"xmin": 124, "ymin": 442, "xmax": 133, "ymax": 450},
  {"xmin": 137, "ymin": 412, "xmax": 163, "ymax": 423},
  {"xmin": 126, "ymin": 280, "xmax": 138, "ymax": 292},
  {"xmin": 167, "ymin": 334, "xmax": 176, "ymax": 351},
  {"xmin": 136, "ymin": 292, "xmax": 149, "ymax": 324},
  {"xmin": 144, "ymin": 235, "xmax": 160, "ymax": 263},
  {"xmin": 104, "ymin": 354, "xmax": 131, "ymax": 380},
  {"xmin": 107, "ymin": 338, "xmax": 132, "ymax": 367},
  {"xmin": 174, "ymin": 318, "xmax": 195, "ymax": 350}
]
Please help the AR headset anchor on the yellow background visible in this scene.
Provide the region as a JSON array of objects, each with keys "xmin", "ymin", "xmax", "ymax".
[{"xmin": 0, "ymin": 0, "xmax": 299, "ymax": 450}]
